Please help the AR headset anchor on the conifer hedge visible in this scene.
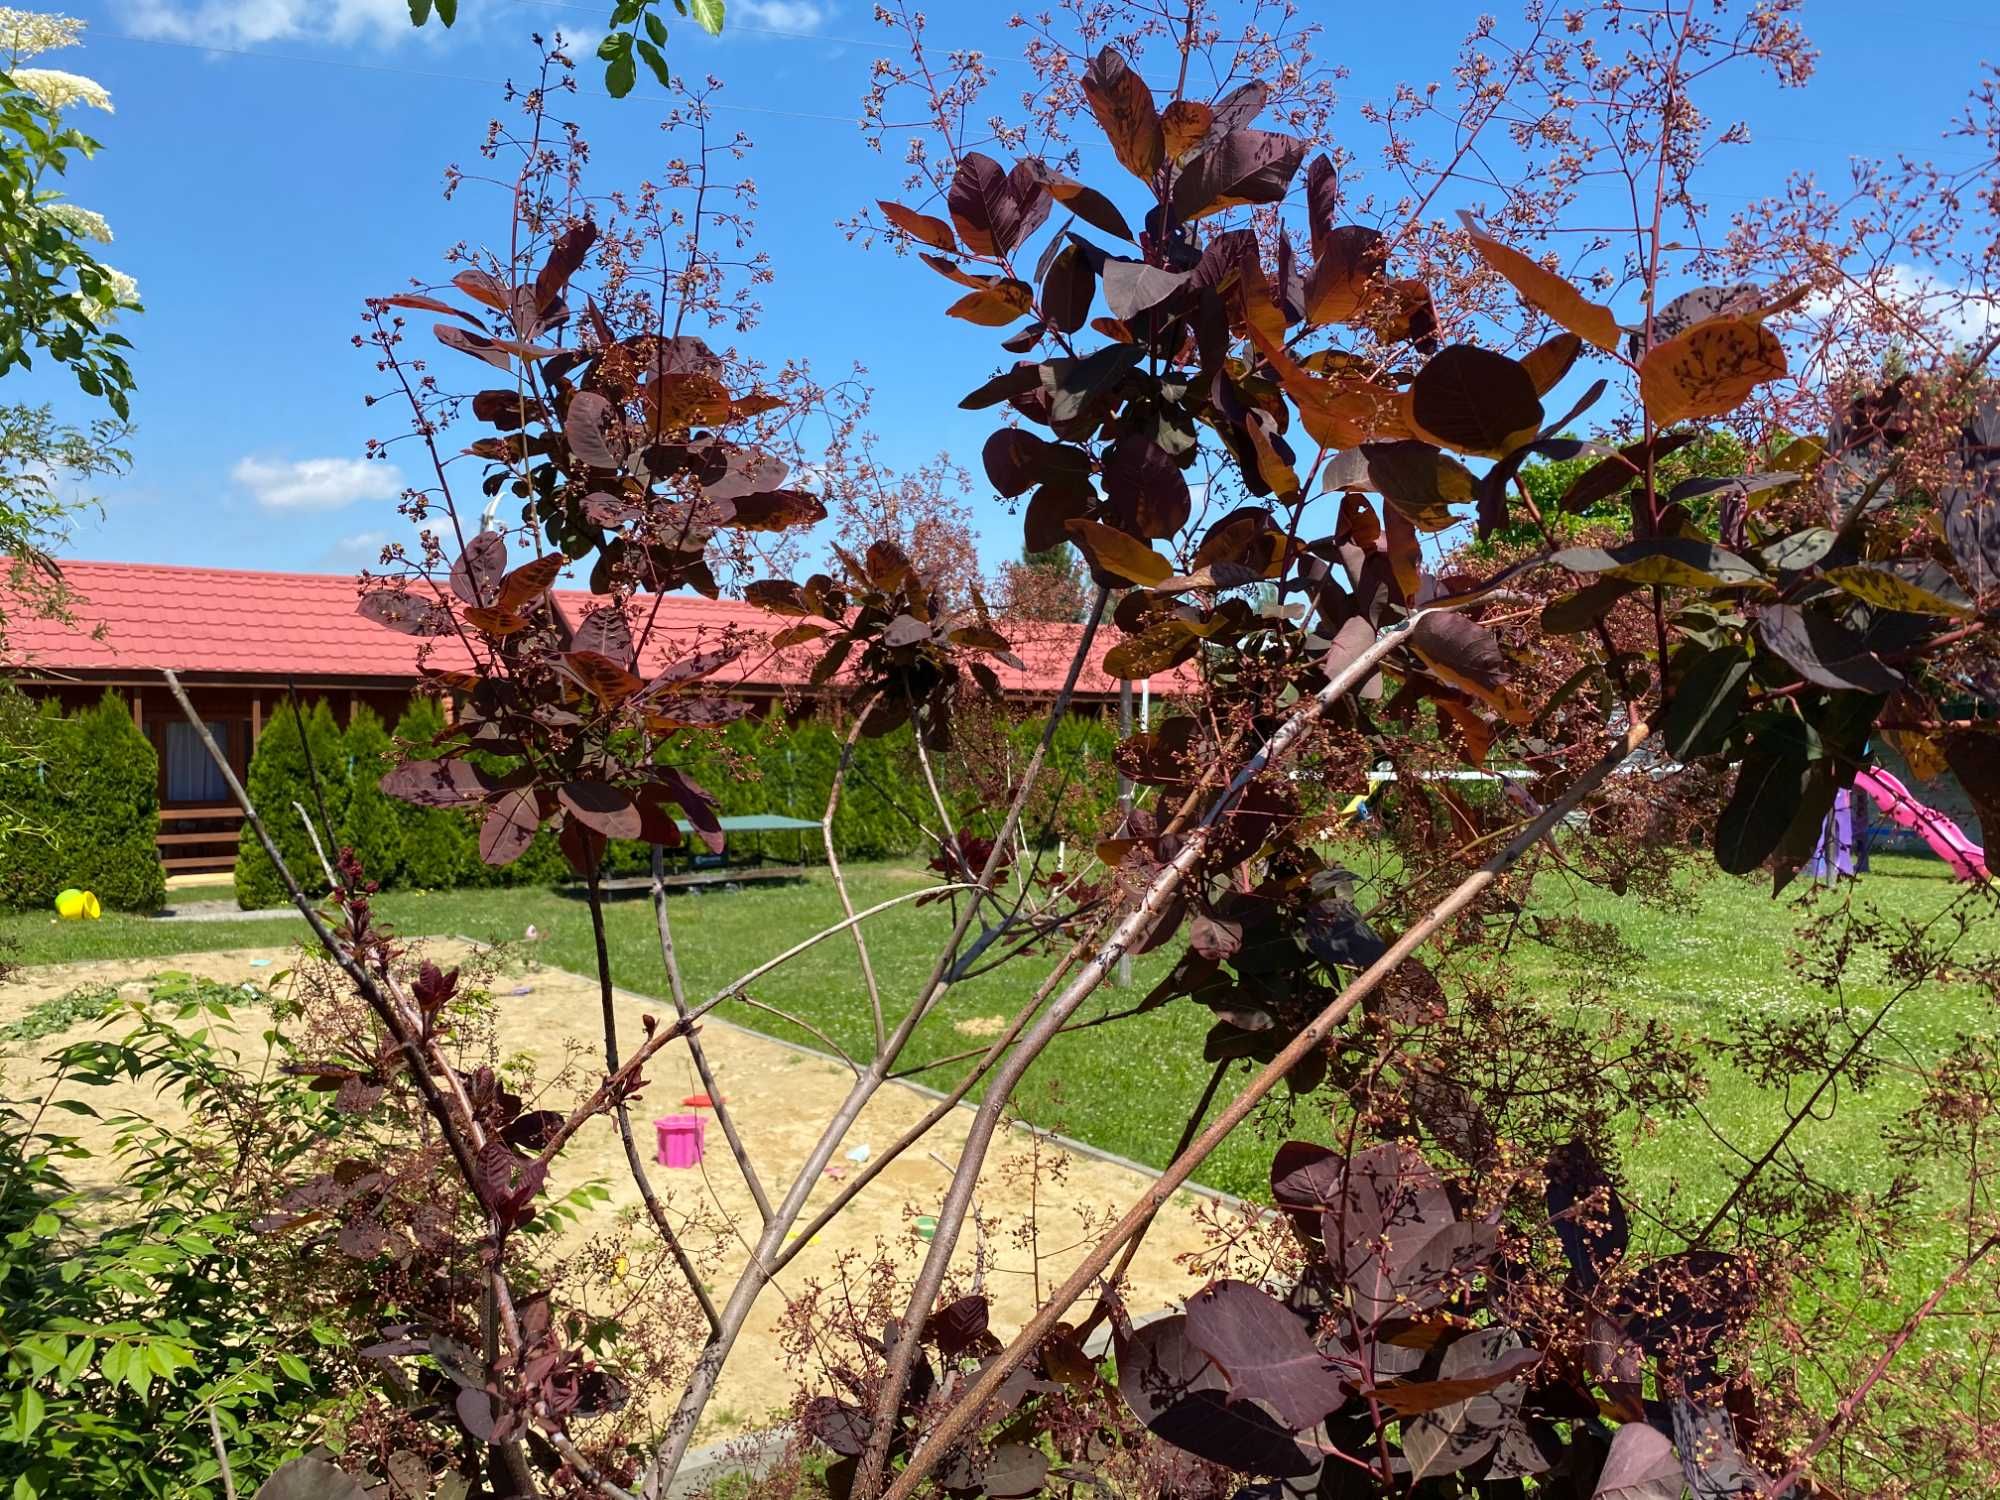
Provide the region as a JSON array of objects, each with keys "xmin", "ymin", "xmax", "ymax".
[
  {"xmin": 232, "ymin": 699, "xmax": 350, "ymax": 908},
  {"xmin": 229, "ymin": 695, "xmax": 1121, "ymax": 903},
  {"xmin": 0, "ymin": 686, "xmax": 165, "ymax": 913}
]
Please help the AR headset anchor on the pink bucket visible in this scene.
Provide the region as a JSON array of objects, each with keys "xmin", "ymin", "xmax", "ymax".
[{"xmin": 655, "ymin": 1114, "xmax": 708, "ymax": 1168}]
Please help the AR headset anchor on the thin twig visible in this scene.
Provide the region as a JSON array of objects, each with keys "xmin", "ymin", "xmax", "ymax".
[
  {"xmin": 161, "ymin": 669, "xmax": 543, "ymax": 1500},
  {"xmin": 585, "ymin": 871, "xmax": 723, "ymax": 1337},
  {"xmin": 881, "ymin": 720, "xmax": 1654, "ymax": 1500},
  {"xmin": 206, "ymin": 1405, "xmax": 237, "ymax": 1500},
  {"xmin": 768, "ymin": 938, "xmax": 1089, "ymax": 1274},
  {"xmin": 855, "ymin": 611, "xmax": 1429, "ymax": 1496},
  {"xmin": 643, "ymin": 590, "xmax": 1114, "ymax": 1493},
  {"xmin": 650, "ymin": 844, "xmax": 775, "ymax": 1220},
  {"xmin": 824, "ymin": 701, "xmax": 888, "ymax": 1051}
]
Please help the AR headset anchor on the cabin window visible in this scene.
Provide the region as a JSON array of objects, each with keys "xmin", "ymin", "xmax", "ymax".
[{"xmin": 164, "ymin": 719, "xmax": 233, "ymax": 804}]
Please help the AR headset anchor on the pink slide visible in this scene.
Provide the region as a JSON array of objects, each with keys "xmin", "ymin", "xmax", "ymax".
[{"xmin": 1853, "ymin": 768, "xmax": 1991, "ymax": 881}]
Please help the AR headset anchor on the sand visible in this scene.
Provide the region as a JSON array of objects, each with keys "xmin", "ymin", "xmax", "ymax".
[{"xmin": 2, "ymin": 940, "xmax": 1226, "ymax": 1441}]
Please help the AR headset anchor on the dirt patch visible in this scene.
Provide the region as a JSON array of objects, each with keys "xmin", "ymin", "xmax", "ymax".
[{"xmin": 1, "ymin": 943, "xmax": 1228, "ymax": 1442}]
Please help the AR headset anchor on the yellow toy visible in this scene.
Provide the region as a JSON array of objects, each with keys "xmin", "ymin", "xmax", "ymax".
[{"xmin": 54, "ymin": 888, "xmax": 102, "ymax": 920}]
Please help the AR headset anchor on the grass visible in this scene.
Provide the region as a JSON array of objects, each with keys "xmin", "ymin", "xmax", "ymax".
[
  {"xmin": 5, "ymin": 852, "xmax": 1993, "ymax": 1219},
  {"xmin": 8, "ymin": 845, "xmax": 1996, "ymax": 1436}
]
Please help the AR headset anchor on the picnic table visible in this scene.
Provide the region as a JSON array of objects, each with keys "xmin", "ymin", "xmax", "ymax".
[{"xmin": 598, "ymin": 813, "xmax": 822, "ymax": 891}]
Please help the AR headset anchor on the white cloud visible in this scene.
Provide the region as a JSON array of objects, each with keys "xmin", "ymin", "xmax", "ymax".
[
  {"xmin": 319, "ymin": 529, "xmax": 392, "ymax": 567},
  {"xmin": 1804, "ymin": 263, "xmax": 1999, "ymax": 352},
  {"xmin": 233, "ymin": 455, "xmax": 403, "ymax": 512},
  {"xmin": 733, "ymin": 0, "xmax": 828, "ymax": 33},
  {"xmin": 551, "ymin": 23, "xmax": 601, "ymax": 61},
  {"xmin": 120, "ymin": 0, "xmax": 415, "ymax": 49}
]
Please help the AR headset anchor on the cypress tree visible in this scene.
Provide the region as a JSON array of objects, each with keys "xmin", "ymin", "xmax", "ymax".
[
  {"xmin": 233, "ymin": 699, "xmax": 349, "ymax": 909},
  {"xmin": 339, "ymin": 705, "xmax": 407, "ymax": 888},
  {"xmin": 391, "ymin": 697, "xmax": 480, "ymax": 890},
  {"xmin": 0, "ymin": 688, "xmax": 164, "ymax": 912}
]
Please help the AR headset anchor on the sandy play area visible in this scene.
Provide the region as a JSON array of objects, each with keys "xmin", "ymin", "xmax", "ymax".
[{"xmin": 1, "ymin": 939, "xmax": 1228, "ymax": 1442}]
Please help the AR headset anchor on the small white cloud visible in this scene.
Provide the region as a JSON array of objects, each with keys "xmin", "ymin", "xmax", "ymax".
[
  {"xmin": 733, "ymin": 0, "xmax": 828, "ymax": 33},
  {"xmin": 320, "ymin": 529, "xmax": 392, "ymax": 567},
  {"xmin": 1804, "ymin": 263, "xmax": 1999, "ymax": 352},
  {"xmin": 552, "ymin": 24, "xmax": 601, "ymax": 61},
  {"xmin": 233, "ymin": 455, "xmax": 403, "ymax": 512},
  {"xmin": 119, "ymin": 0, "xmax": 415, "ymax": 49}
]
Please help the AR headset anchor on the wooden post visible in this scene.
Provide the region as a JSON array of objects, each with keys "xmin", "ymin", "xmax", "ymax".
[
  {"xmin": 130, "ymin": 689, "xmax": 142, "ymax": 732},
  {"xmin": 251, "ymin": 694, "xmax": 262, "ymax": 745}
]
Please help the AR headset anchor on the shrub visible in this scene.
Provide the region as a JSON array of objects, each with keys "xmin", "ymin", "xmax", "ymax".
[
  {"xmin": 338, "ymin": 705, "xmax": 406, "ymax": 889},
  {"xmin": 233, "ymin": 698, "xmax": 350, "ymax": 909},
  {"xmin": 0, "ymin": 983, "xmax": 365, "ymax": 1498},
  {"xmin": 391, "ymin": 697, "xmax": 480, "ymax": 890},
  {"xmin": 0, "ymin": 686, "xmax": 164, "ymax": 913}
]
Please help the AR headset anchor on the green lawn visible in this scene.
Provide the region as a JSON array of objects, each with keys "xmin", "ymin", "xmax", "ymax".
[{"xmin": 4, "ymin": 854, "xmax": 1994, "ymax": 1235}]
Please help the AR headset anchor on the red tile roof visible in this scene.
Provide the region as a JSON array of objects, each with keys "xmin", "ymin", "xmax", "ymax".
[{"xmin": 4, "ymin": 559, "xmax": 1159, "ymax": 701}]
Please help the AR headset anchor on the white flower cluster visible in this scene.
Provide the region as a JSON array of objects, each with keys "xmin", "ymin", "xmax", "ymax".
[
  {"xmin": 0, "ymin": 5, "xmax": 81, "ymax": 60},
  {"xmin": 43, "ymin": 200, "xmax": 110, "ymax": 243},
  {"xmin": 82, "ymin": 265, "xmax": 139, "ymax": 322},
  {"xmin": 10, "ymin": 65, "xmax": 110, "ymax": 113}
]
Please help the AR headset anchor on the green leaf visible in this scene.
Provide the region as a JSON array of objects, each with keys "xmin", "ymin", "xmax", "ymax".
[
  {"xmin": 636, "ymin": 37, "xmax": 671, "ymax": 87},
  {"xmin": 597, "ymin": 31, "xmax": 627, "ymax": 60},
  {"xmin": 276, "ymin": 1352, "xmax": 312, "ymax": 1383},
  {"xmin": 644, "ymin": 10, "xmax": 668, "ymax": 43},
  {"xmin": 606, "ymin": 45, "xmax": 638, "ymax": 97},
  {"xmin": 407, "ymin": 0, "xmax": 432, "ymax": 23},
  {"xmin": 12, "ymin": 1388, "xmax": 44, "ymax": 1442},
  {"xmin": 1666, "ymin": 645, "xmax": 1752, "ymax": 761},
  {"xmin": 433, "ymin": 0, "xmax": 456, "ymax": 23},
  {"xmin": 690, "ymin": 0, "xmax": 724, "ymax": 35}
]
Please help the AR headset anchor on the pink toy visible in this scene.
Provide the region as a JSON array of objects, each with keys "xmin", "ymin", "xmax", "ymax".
[
  {"xmin": 655, "ymin": 1114, "xmax": 708, "ymax": 1168},
  {"xmin": 1852, "ymin": 768, "xmax": 1990, "ymax": 882}
]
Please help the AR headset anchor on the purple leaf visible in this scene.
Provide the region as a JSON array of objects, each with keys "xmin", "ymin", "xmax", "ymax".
[
  {"xmin": 1114, "ymin": 1314, "xmax": 1317, "ymax": 1477},
  {"xmin": 1593, "ymin": 1421, "xmax": 1684, "ymax": 1500},
  {"xmin": 1183, "ymin": 1280, "xmax": 1353, "ymax": 1431},
  {"xmin": 357, "ymin": 589, "xmax": 451, "ymax": 637},
  {"xmin": 559, "ymin": 781, "xmax": 642, "ymax": 840},
  {"xmin": 450, "ymin": 532, "xmax": 508, "ymax": 605},
  {"xmin": 380, "ymin": 758, "xmax": 491, "ymax": 808},
  {"xmin": 480, "ymin": 788, "xmax": 540, "ymax": 865},
  {"xmin": 564, "ymin": 391, "xmax": 623, "ymax": 470}
]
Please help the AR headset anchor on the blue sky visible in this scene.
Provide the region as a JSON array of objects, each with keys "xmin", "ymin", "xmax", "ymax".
[{"xmin": 22, "ymin": 0, "xmax": 2000, "ymax": 578}]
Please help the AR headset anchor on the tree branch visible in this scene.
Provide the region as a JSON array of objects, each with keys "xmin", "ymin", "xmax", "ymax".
[{"xmin": 879, "ymin": 718, "xmax": 1654, "ymax": 1500}]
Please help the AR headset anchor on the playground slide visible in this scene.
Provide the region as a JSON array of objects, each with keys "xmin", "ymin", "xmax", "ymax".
[{"xmin": 1852, "ymin": 767, "xmax": 1991, "ymax": 882}]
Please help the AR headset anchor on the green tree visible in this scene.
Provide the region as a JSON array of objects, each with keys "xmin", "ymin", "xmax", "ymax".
[
  {"xmin": 0, "ymin": 10, "xmax": 137, "ymax": 658},
  {"xmin": 0, "ymin": 687, "xmax": 161, "ymax": 912},
  {"xmin": 1483, "ymin": 428, "xmax": 1750, "ymax": 552},
  {"xmin": 233, "ymin": 700, "xmax": 349, "ymax": 909},
  {"xmin": 338, "ymin": 705, "xmax": 406, "ymax": 888},
  {"xmin": 0, "ymin": 987, "xmax": 360, "ymax": 1499},
  {"xmin": 0, "ymin": 9, "xmax": 137, "ymax": 409},
  {"xmin": 390, "ymin": 697, "xmax": 479, "ymax": 890}
]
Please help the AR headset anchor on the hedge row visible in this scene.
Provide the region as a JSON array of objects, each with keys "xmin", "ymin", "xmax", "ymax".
[
  {"xmin": 233, "ymin": 698, "xmax": 1123, "ymax": 908},
  {"xmin": 0, "ymin": 685, "xmax": 166, "ymax": 913}
]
